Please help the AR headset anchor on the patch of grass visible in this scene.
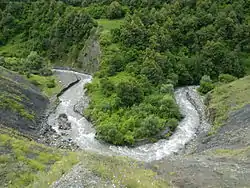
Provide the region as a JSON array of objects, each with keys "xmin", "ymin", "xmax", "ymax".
[
  {"xmin": 0, "ymin": 34, "xmax": 30, "ymax": 58},
  {"xmin": 96, "ymin": 19, "xmax": 124, "ymax": 32},
  {"xmin": 27, "ymin": 74, "xmax": 62, "ymax": 97},
  {"xmin": 208, "ymin": 76, "xmax": 250, "ymax": 134},
  {"xmin": 211, "ymin": 147, "xmax": 250, "ymax": 158},
  {"xmin": 0, "ymin": 125, "xmax": 170, "ymax": 187},
  {"xmin": 0, "ymin": 125, "xmax": 168, "ymax": 188},
  {"xmin": 0, "ymin": 94, "xmax": 35, "ymax": 120},
  {"xmin": 82, "ymin": 154, "xmax": 169, "ymax": 188},
  {"xmin": 0, "ymin": 127, "xmax": 79, "ymax": 188}
]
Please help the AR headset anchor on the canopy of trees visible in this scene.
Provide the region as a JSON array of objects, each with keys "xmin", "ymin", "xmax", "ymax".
[
  {"xmin": 86, "ymin": 0, "xmax": 250, "ymax": 145},
  {"xmin": 0, "ymin": 0, "xmax": 97, "ymax": 65}
]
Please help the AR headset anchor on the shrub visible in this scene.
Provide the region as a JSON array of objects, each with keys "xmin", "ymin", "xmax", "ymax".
[
  {"xmin": 30, "ymin": 80, "xmax": 41, "ymax": 87},
  {"xmin": 140, "ymin": 115, "xmax": 162, "ymax": 137},
  {"xmin": 100, "ymin": 78, "xmax": 114, "ymax": 96},
  {"xmin": 116, "ymin": 81, "xmax": 144, "ymax": 107},
  {"xmin": 160, "ymin": 84, "xmax": 174, "ymax": 94},
  {"xmin": 47, "ymin": 79, "xmax": 56, "ymax": 88},
  {"xmin": 218, "ymin": 74, "xmax": 237, "ymax": 83},
  {"xmin": 198, "ymin": 75, "xmax": 215, "ymax": 94},
  {"xmin": 0, "ymin": 56, "xmax": 5, "ymax": 66},
  {"xmin": 106, "ymin": 1, "xmax": 125, "ymax": 19},
  {"xmin": 40, "ymin": 67, "xmax": 53, "ymax": 76}
]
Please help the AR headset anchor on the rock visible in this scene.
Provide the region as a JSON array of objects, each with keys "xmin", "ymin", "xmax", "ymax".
[{"xmin": 58, "ymin": 113, "xmax": 71, "ymax": 130}]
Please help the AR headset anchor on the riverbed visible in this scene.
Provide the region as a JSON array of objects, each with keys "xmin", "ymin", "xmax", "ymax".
[{"xmin": 48, "ymin": 70, "xmax": 209, "ymax": 162}]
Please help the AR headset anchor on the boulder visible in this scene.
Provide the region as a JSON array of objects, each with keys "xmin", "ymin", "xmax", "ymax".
[{"xmin": 58, "ymin": 113, "xmax": 71, "ymax": 130}]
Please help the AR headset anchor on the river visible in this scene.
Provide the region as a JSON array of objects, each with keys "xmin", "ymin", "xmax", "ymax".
[{"xmin": 48, "ymin": 70, "xmax": 208, "ymax": 162}]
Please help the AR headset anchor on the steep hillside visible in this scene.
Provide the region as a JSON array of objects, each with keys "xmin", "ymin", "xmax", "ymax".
[
  {"xmin": 0, "ymin": 126, "xmax": 79, "ymax": 188},
  {"xmin": 0, "ymin": 0, "xmax": 97, "ymax": 68},
  {"xmin": 0, "ymin": 126, "xmax": 169, "ymax": 188},
  {"xmin": 151, "ymin": 76, "xmax": 250, "ymax": 188},
  {"xmin": 0, "ymin": 66, "xmax": 49, "ymax": 137}
]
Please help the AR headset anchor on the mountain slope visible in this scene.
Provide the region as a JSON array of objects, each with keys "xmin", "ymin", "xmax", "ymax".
[
  {"xmin": 151, "ymin": 76, "xmax": 250, "ymax": 188},
  {"xmin": 0, "ymin": 66, "xmax": 49, "ymax": 137}
]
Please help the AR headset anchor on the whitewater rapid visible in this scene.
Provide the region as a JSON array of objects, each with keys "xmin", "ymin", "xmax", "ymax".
[{"xmin": 48, "ymin": 70, "xmax": 207, "ymax": 162}]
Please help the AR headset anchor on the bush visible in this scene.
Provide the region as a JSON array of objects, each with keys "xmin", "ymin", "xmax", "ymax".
[
  {"xmin": 165, "ymin": 118, "xmax": 178, "ymax": 132},
  {"xmin": 218, "ymin": 74, "xmax": 237, "ymax": 83},
  {"xmin": 0, "ymin": 56, "xmax": 5, "ymax": 66},
  {"xmin": 25, "ymin": 51, "xmax": 45, "ymax": 72},
  {"xmin": 158, "ymin": 94, "xmax": 181, "ymax": 119},
  {"xmin": 106, "ymin": 1, "xmax": 125, "ymax": 19},
  {"xmin": 30, "ymin": 80, "xmax": 41, "ymax": 87},
  {"xmin": 40, "ymin": 67, "xmax": 53, "ymax": 76},
  {"xmin": 100, "ymin": 78, "xmax": 114, "ymax": 97},
  {"xmin": 116, "ymin": 81, "xmax": 144, "ymax": 107},
  {"xmin": 107, "ymin": 55, "xmax": 126, "ymax": 76},
  {"xmin": 160, "ymin": 84, "xmax": 174, "ymax": 94},
  {"xmin": 85, "ymin": 5, "xmax": 106, "ymax": 19},
  {"xmin": 198, "ymin": 75, "xmax": 215, "ymax": 94},
  {"xmin": 140, "ymin": 115, "xmax": 162, "ymax": 137},
  {"xmin": 46, "ymin": 79, "xmax": 56, "ymax": 88}
]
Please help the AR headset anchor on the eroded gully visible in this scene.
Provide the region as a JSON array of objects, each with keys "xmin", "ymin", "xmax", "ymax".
[{"xmin": 48, "ymin": 70, "xmax": 210, "ymax": 162}]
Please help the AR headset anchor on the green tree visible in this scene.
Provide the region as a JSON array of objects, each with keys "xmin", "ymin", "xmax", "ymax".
[
  {"xmin": 198, "ymin": 75, "xmax": 215, "ymax": 94},
  {"xmin": 116, "ymin": 81, "xmax": 144, "ymax": 107},
  {"xmin": 141, "ymin": 58, "xmax": 164, "ymax": 85},
  {"xmin": 24, "ymin": 51, "xmax": 46, "ymax": 73},
  {"xmin": 106, "ymin": 1, "xmax": 125, "ymax": 19},
  {"xmin": 139, "ymin": 115, "xmax": 162, "ymax": 137}
]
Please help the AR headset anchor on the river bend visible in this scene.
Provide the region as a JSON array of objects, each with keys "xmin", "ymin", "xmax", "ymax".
[{"xmin": 48, "ymin": 70, "xmax": 206, "ymax": 162}]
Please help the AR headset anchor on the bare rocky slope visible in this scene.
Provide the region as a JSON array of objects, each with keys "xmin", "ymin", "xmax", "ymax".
[
  {"xmin": 151, "ymin": 105, "xmax": 250, "ymax": 188},
  {"xmin": 0, "ymin": 66, "xmax": 49, "ymax": 137}
]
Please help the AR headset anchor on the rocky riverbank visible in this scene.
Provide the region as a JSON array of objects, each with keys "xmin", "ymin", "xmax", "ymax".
[
  {"xmin": 149, "ymin": 84, "xmax": 250, "ymax": 187},
  {"xmin": 38, "ymin": 70, "xmax": 84, "ymax": 150}
]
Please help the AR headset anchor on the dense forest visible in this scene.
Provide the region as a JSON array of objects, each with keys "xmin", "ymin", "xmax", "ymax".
[
  {"xmin": 0, "ymin": 0, "xmax": 97, "ymax": 74},
  {"xmin": 1, "ymin": 0, "xmax": 250, "ymax": 145},
  {"xmin": 85, "ymin": 0, "xmax": 250, "ymax": 145}
]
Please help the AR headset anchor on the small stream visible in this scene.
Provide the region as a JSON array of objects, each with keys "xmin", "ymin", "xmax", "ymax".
[{"xmin": 48, "ymin": 70, "xmax": 208, "ymax": 162}]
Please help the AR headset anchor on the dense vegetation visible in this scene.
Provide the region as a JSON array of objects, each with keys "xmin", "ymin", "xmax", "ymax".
[
  {"xmin": 0, "ymin": 0, "xmax": 96, "ymax": 95},
  {"xmin": 0, "ymin": 0, "xmax": 97, "ymax": 68},
  {"xmin": 1, "ymin": 0, "xmax": 250, "ymax": 145},
  {"xmin": 85, "ymin": 0, "xmax": 250, "ymax": 145}
]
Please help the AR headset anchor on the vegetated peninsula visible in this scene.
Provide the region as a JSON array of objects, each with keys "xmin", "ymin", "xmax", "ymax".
[
  {"xmin": 1, "ymin": 0, "xmax": 250, "ymax": 187},
  {"xmin": 84, "ymin": 0, "xmax": 249, "ymax": 145}
]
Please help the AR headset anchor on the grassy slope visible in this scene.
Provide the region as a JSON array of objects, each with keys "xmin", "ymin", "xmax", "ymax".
[
  {"xmin": 0, "ymin": 126, "xmax": 168, "ymax": 188},
  {"xmin": 96, "ymin": 19, "xmax": 124, "ymax": 31},
  {"xmin": 0, "ymin": 126, "xmax": 79, "ymax": 188},
  {"xmin": 27, "ymin": 74, "xmax": 62, "ymax": 98},
  {"xmin": 208, "ymin": 76, "xmax": 250, "ymax": 133}
]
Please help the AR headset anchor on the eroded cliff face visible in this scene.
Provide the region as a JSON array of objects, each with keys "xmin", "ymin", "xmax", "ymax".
[
  {"xmin": 76, "ymin": 31, "xmax": 101, "ymax": 74},
  {"xmin": 0, "ymin": 67, "xmax": 49, "ymax": 137}
]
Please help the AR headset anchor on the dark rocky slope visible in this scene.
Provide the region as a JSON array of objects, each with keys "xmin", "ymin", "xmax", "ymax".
[
  {"xmin": 152, "ymin": 105, "xmax": 250, "ymax": 188},
  {"xmin": 0, "ymin": 66, "xmax": 49, "ymax": 137}
]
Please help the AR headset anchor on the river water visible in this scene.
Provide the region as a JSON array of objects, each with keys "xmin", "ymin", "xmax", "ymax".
[{"xmin": 48, "ymin": 70, "xmax": 207, "ymax": 162}]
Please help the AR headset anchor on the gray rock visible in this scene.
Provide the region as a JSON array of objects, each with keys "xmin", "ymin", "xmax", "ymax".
[{"xmin": 58, "ymin": 113, "xmax": 71, "ymax": 130}]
